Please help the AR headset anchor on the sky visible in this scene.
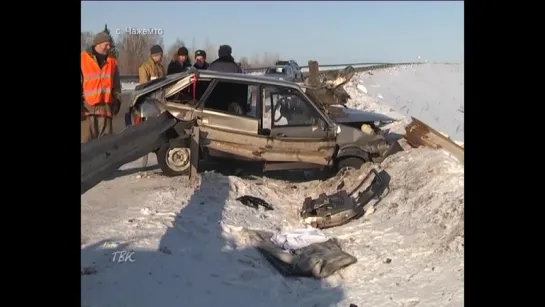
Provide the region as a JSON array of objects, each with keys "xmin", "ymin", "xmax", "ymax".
[{"xmin": 81, "ymin": 1, "xmax": 464, "ymax": 65}]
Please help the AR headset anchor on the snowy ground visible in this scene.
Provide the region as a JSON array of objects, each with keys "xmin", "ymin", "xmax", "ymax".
[{"xmin": 83, "ymin": 64, "xmax": 464, "ymax": 307}]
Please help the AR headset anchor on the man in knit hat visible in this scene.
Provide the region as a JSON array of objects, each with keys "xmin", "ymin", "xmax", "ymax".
[
  {"xmin": 133, "ymin": 44, "xmax": 166, "ymax": 167},
  {"xmin": 80, "ymin": 31, "xmax": 122, "ymax": 143},
  {"xmin": 193, "ymin": 49, "xmax": 209, "ymax": 70},
  {"xmin": 167, "ymin": 47, "xmax": 192, "ymax": 75},
  {"xmin": 208, "ymin": 44, "xmax": 242, "ymax": 74},
  {"xmin": 138, "ymin": 44, "xmax": 166, "ymax": 84}
]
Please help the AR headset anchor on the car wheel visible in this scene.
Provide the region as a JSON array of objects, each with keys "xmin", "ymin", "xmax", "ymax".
[
  {"xmin": 336, "ymin": 157, "xmax": 365, "ymax": 175},
  {"xmin": 156, "ymin": 142, "xmax": 191, "ymax": 177}
]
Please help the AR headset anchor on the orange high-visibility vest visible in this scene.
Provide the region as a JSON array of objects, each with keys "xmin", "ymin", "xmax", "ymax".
[{"xmin": 81, "ymin": 52, "xmax": 117, "ymax": 106}]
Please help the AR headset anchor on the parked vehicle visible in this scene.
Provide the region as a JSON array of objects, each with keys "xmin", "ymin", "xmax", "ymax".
[
  {"xmin": 275, "ymin": 60, "xmax": 304, "ymax": 81},
  {"xmin": 264, "ymin": 65, "xmax": 297, "ymax": 82},
  {"xmin": 127, "ymin": 68, "xmax": 402, "ymax": 177}
]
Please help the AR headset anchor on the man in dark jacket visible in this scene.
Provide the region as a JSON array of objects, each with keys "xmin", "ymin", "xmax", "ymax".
[
  {"xmin": 207, "ymin": 45, "xmax": 243, "ymax": 73},
  {"xmin": 193, "ymin": 50, "xmax": 209, "ymax": 70},
  {"xmin": 167, "ymin": 47, "xmax": 192, "ymax": 74}
]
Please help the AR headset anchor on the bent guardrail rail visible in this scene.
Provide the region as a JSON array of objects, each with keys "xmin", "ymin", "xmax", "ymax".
[{"xmin": 81, "ymin": 112, "xmax": 177, "ymax": 194}]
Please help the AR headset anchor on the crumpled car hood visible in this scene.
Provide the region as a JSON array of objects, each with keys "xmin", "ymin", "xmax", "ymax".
[{"xmin": 326, "ymin": 105, "xmax": 396, "ymax": 123}]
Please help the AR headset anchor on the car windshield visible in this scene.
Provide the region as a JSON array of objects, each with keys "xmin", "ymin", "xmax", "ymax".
[
  {"xmin": 275, "ymin": 61, "xmax": 290, "ymax": 66},
  {"xmin": 266, "ymin": 67, "xmax": 287, "ymax": 74}
]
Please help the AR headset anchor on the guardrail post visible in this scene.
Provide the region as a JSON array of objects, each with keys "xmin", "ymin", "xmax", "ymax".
[
  {"xmin": 190, "ymin": 126, "xmax": 200, "ymax": 180},
  {"xmin": 308, "ymin": 60, "xmax": 319, "ymax": 87}
]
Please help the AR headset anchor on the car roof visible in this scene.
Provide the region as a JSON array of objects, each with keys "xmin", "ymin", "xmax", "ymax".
[
  {"xmin": 198, "ymin": 70, "xmax": 300, "ymax": 88},
  {"xmin": 132, "ymin": 69, "xmax": 303, "ymax": 105}
]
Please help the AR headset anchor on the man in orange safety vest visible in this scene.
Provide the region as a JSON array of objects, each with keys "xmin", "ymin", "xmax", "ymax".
[{"xmin": 81, "ymin": 32, "xmax": 122, "ymax": 143}]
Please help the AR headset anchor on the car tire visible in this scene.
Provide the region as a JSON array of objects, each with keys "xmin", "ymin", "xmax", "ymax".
[
  {"xmin": 156, "ymin": 142, "xmax": 191, "ymax": 177},
  {"xmin": 336, "ymin": 157, "xmax": 365, "ymax": 175}
]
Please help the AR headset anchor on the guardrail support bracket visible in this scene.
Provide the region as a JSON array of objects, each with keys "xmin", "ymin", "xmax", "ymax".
[{"xmin": 190, "ymin": 126, "xmax": 200, "ymax": 180}]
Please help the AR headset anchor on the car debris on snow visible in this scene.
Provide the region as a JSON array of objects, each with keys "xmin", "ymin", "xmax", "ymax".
[
  {"xmin": 236, "ymin": 195, "xmax": 274, "ymax": 211},
  {"xmin": 244, "ymin": 228, "xmax": 357, "ymax": 279},
  {"xmin": 300, "ymin": 168, "xmax": 390, "ymax": 229}
]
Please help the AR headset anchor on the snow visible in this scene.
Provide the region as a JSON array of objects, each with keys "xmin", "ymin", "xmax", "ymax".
[
  {"xmin": 122, "ymin": 82, "xmax": 137, "ymax": 92},
  {"xmin": 344, "ymin": 64, "xmax": 464, "ymax": 142},
  {"xmin": 83, "ymin": 64, "xmax": 464, "ymax": 307}
]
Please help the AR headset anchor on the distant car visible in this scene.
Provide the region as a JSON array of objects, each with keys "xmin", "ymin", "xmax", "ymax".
[
  {"xmin": 264, "ymin": 65, "xmax": 297, "ymax": 82},
  {"xmin": 275, "ymin": 60, "xmax": 304, "ymax": 81}
]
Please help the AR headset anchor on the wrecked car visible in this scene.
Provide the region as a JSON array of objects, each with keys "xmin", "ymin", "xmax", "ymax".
[
  {"xmin": 126, "ymin": 68, "xmax": 402, "ymax": 177},
  {"xmin": 304, "ymin": 65, "xmax": 397, "ymax": 135}
]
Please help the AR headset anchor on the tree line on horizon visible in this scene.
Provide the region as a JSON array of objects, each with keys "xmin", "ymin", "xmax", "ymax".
[{"xmin": 81, "ymin": 24, "xmax": 282, "ymax": 75}]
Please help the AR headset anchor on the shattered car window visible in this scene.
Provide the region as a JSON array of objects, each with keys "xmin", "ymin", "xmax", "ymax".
[{"xmin": 263, "ymin": 86, "xmax": 319, "ymax": 127}]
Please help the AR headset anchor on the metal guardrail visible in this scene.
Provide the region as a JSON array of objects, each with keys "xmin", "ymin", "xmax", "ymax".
[
  {"xmin": 119, "ymin": 62, "xmax": 422, "ymax": 83},
  {"xmin": 81, "ymin": 112, "xmax": 177, "ymax": 194}
]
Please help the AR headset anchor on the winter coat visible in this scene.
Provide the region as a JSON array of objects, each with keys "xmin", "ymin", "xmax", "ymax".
[
  {"xmin": 138, "ymin": 58, "xmax": 166, "ymax": 84},
  {"xmin": 207, "ymin": 56, "xmax": 242, "ymax": 73},
  {"xmin": 167, "ymin": 59, "xmax": 192, "ymax": 75},
  {"xmin": 193, "ymin": 61, "xmax": 210, "ymax": 70}
]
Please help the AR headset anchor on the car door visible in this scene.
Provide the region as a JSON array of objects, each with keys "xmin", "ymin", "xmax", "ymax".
[
  {"xmin": 193, "ymin": 80, "xmax": 267, "ymax": 161},
  {"xmin": 263, "ymin": 85, "xmax": 337, "ymax": 166}
]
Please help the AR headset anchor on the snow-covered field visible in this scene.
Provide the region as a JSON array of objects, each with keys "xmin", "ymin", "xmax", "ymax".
[{"xmin": 83, "ymin": 64, "xmax": 464, "ymax": 307}]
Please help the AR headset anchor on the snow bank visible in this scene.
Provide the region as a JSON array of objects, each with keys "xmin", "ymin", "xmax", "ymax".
[
  {"xmin": 122, "ymin": 82, "xmax": 137, "ymax": 92},
  {"xmin": 345, "ymin": 64, "xmax": 464, "ymax": 142}
]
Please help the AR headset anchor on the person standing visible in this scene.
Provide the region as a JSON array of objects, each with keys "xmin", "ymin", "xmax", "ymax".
[
  {"xmin": 135, "ymin": 45, "xmax": 166, "ymax": 167},
  {"xmin": 81, "ymin": 32, "xmax": 122, "ymax": 143},
  {"xmin": 138, "ymin": 45, "xmax": 166, "ymax": 84},
  {"xmin": 193, "ymin": 49, "xmax": 209, "ymax": 70},
  {"xmin": 167, "ymin": 47, "xmax": 192, "ymax": 74},
  {"xmin": 207, "ymin": 45, "xmax": 243, "ymax": 73}
]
